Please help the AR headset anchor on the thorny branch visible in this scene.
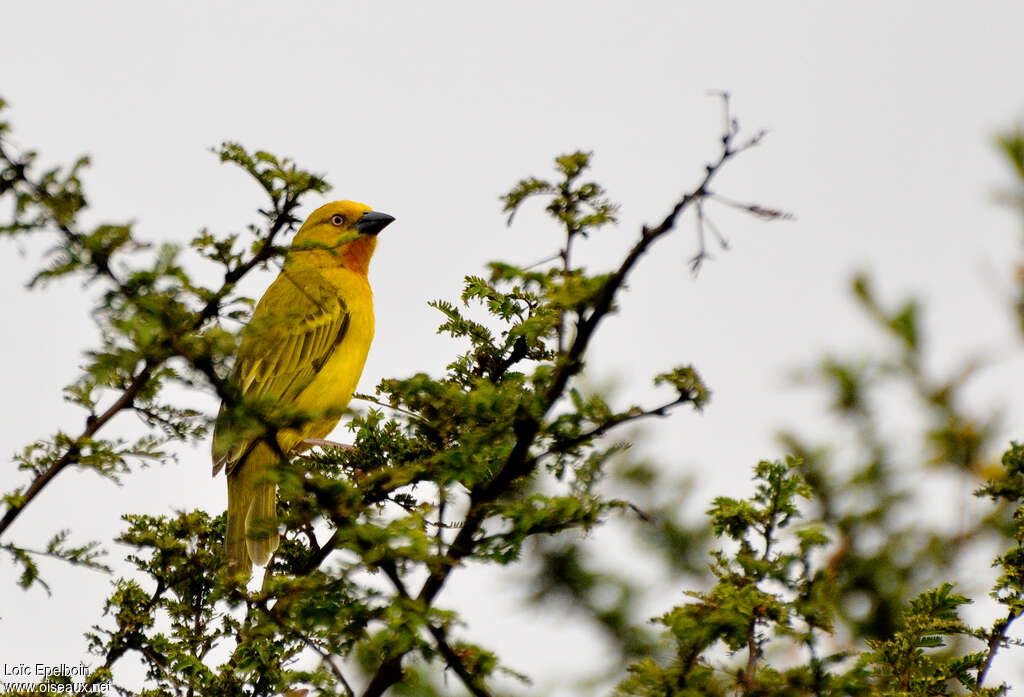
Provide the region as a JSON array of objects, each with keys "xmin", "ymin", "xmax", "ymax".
[
  {"xmin": 0, "ymin": 139, "xmax": 304, "ymax": 542},
  {"xmin": 360, "ymin": 93, "xmax": 785, "ymax": 697}
]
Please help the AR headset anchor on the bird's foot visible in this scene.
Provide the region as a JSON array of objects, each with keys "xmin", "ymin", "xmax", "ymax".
[{"xmin": 301, "ymin": 438, "xmax": 354, "ymax": 451}]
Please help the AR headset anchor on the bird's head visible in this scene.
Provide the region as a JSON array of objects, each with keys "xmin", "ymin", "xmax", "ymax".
[{"xmin": 288, "ymin": 200, "xmax": 395, "ymax": 274}]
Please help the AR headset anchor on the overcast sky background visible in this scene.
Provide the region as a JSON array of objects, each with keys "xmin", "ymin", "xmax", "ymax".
[{"xmin": 2, "ymin": 1, "xmax": 1024, "ymax": 692}]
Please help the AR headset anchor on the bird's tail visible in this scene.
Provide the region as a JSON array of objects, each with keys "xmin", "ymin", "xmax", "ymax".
[
  {"xmin": 246, "ymin": 481, "xmax": 280, "ymax": 566},
  {"xmin": 226, "ymin": 456, "xmax": 280, "ymax": 580}
]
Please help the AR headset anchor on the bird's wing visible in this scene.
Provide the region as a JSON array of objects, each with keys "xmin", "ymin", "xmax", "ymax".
[{"xmin": 212, "ymin": 267, "xmax": 351, "ymax": 476}]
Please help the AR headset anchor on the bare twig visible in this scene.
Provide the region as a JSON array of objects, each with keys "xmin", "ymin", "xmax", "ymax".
[
  {"xmin": 522, "ymin": 251, "xmax": 563, "ymax": 270},
  {"xmin": 352, "ymin": 392, "xmax": 422, "ymax": 420},
  {"xmin": 690, "ymin": 200, "xmax": 716, "ymax": 274},
  {"xmin": 542, "ymin": 395, "xmax": 690, "ymax": 458},
  {"xmin": 709, "ymin": 193, "xmax": 794, "ymax": 221}
]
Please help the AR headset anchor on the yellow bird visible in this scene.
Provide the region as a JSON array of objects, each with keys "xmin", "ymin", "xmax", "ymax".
[{"xmin": 212, "ymin": 200, "xmax": 394, "ymax": 578}]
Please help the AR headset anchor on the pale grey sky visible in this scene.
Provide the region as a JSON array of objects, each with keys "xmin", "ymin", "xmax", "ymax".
[{"xmin": 2, "ymin": 1, "xmax": 1024, "ymax": 692}]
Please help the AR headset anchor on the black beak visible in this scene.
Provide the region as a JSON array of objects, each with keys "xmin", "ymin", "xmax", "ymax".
[{"xmin": 354, "ymin": 210, "xmax": 395, "ymax": 236}]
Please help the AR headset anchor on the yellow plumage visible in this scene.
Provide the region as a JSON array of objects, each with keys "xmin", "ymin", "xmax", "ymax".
[{"xmin": 212, "ymin": 200, "xmax": 394, "ymax": 579}]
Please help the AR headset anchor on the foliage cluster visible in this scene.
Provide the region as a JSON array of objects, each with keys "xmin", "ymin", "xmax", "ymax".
[{"xmin": 1, "ymin": 95, "xmax": 1022, "ymax": 696}]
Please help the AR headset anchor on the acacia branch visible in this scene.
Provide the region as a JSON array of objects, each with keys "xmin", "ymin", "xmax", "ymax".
[
  {"xmin": 542, "ymin": 395, "xmax": 691, "ymax": 458},
  {"xmin": 978, "ymin": 608, "xmax": 1021, "ymax": 687},
  {"xmin": 1, "ymin": 541, "xmax": 110, "ymax": 574},
  {"xmin": 359, "ymin": 98, "xmax": 769, "ymax": 697},
  {"xmin": 0, "ymin": 142, "xmax": 303, "ymax": 542},
  {"xmin": 378, "ymin": 560, "xmax": 493, "ymax": 697},
  {"xmin": 74, "ymin": 580, "xmax": 167, "ymax": 697},
  {"xmin": 360, "ymin": 657, "xmax": 404, "ymax": 697},
  {"xmin": 742, "ymin": 614, "xmax": 762, "ymax": 692},
  {"xmin": 0, "ymin": 360, "xmax": 156, "ymax": 538},
  {"xmin": 256, "ymin": 597, "xmax": 356, "ymax": 697},
  {"xmin": 421, "ymin": 97, "xmax": 750, "ymax": 598}
]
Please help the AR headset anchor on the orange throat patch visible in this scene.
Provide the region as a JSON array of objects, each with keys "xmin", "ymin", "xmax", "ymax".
[{"xmin": 339, "ymin": 236, "xmax": 377, "ymax": 275}]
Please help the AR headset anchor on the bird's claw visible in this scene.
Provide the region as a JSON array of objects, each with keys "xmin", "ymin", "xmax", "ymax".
[{"xmin": 301, "ymin": 438, "xmax": 354, "ymax": 451}]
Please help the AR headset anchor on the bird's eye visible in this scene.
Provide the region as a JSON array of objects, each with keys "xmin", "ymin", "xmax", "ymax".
[{"xmin": 330, "ymin": 214, "xmax": 345, "ymax": 226}]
